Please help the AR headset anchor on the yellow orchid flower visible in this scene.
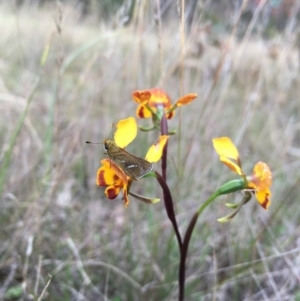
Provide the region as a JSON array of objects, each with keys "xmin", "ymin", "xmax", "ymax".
[{"xmin": 213, "ymin": 137, "xmax": 272, "ymax": 209}]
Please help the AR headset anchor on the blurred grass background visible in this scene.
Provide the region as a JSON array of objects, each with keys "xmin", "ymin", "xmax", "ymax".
[{"xmin": 1, "ymin": 0, "xmax": 300, "ymax": 300}]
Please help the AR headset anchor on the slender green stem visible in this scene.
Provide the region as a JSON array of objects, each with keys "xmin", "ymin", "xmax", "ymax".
[
  {"xmin": 139, "ymin": 125, "xmax": 156, "ymax": 132},
  {"xmin": 179, "ymin": 191, "xmax": 220, "ymax": 301},
  {"xmin": 197, "ymin": 191, "xmax": 220, "ymax": 216}
]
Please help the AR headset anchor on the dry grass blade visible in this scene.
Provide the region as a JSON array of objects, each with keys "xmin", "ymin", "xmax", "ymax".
[{"xmin": 37, "ymin": 274, "xmax": 52, "ymax": 301}]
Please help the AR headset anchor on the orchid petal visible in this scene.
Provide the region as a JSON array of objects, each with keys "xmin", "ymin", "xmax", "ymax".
[
  {"xmin": 255, "ymin": 189, "xmax": 271, "ymax": 209},
  {"xmin": 114, "ymin": 117, "xmax": 137, "ymax": 148},
  {"xmin": 175, "ymin": 93, "xmax": 197, "ymax": 107},
  {"xmin": 248, "ymin": 161, "xmax": 272, "ymax": 191},
  {"xmin": 136, "ymin": 104, "xmax": 153, "ymax": 118},
  {"xmin": 105, "ymin": 185, "xmax": 121, "ymax": 199},
  {"xmin": 132, "ymin": 90, "xmax": 152, "ymax": 104},
  {"xmin": 145, "ymin": 135, "xmax": 169, "ymax": 163},
  {"xmin": 220, "ymin": 156, "xmax": 244, "ymax": 176},
  {"xmin": 213, "ymin": 137, "xmax": 240, "ymax": 161}
]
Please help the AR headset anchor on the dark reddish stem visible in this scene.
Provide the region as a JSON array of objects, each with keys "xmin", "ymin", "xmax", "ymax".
[
  {"xmin": 160, "ymin": 115, "xmax": 168, "ymax": 181},
  {"xmin": 158, "ymin": 114, "xmax": 185, "ymax": 300},
  {"xmin": 179, "ymin": 212, "xmax": 199, "ymax": 301},
  {"xmin": 155, "ymin": 171, "xmax": 182, "ymax": 249}
]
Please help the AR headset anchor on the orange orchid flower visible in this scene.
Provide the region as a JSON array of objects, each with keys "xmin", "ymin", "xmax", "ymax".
[
  {"xmin": 97, "ymin": 158, "xmax": 132, "ymax": 207},
  {"xmin": 213, "ymin": 137, "xmax": 272, "ymax": 209},
  {"xmin": 132, "ymin": 88, "xmax": 197, "ymax": 119}
]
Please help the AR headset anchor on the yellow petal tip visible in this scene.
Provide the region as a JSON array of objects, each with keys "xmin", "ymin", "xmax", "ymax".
[
  {"xmin": 145, "ymin": 135, "xmax": 169, "ymax": 163},
  {"xmin": 114, "ymin": 117, "xmax": 137, "ymax": 148}
]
